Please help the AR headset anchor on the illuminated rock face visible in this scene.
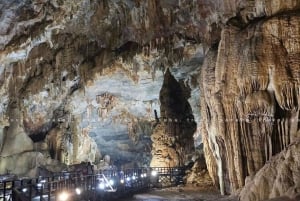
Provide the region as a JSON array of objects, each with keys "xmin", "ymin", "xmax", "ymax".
[
  {"xmin": 150, "ymin": 69, "xmax": 196, "ymax": 167},
  {"xmin": 0, "ymin": 1, "xmax": 299, "ymax": 200},
  {"xmin": 201, "ymin": 10, "xmax": 300, "ymax": 199},
  {"xmin": 0, "ymin": 0, "xmax": 202, "ymax": 176},
  {"xmin": 239, "ymin": 141, "xmax": 300, "ymax": 201}
]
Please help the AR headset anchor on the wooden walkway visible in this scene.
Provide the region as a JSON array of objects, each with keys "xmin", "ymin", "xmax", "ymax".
[{"xmin": 0, "ymin": 167, "xmax": 185, "ymax": 201}]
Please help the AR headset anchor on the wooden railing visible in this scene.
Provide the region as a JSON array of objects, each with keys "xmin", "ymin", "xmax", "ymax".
[{"xmin": 1, "ymin": 167, "xmax": 185, "ymax": 201}]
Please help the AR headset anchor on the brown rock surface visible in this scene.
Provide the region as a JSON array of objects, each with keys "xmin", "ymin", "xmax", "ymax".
[
  {"xmin": 240, "ymin": 141, "xmax": 300, "ymax": 201},
  {"xmin": 201, "ymin": 11, "xmax": 300, "ymax": 198}
]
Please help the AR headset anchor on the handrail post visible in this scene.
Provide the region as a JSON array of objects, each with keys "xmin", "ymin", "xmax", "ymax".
[
  {"xmin": 48, "ymin": 182, "xmax": 51, "ymax": 201},
  {"xmin": 29, "ymin": 182, "xmax": 32, "ymax": 201},
  {"xmin": 40, "ymin": 184, "xmax": 43, "ymax": 201},
  {"xmin": 3, "ymin": 182, "xmax": 6, "ymax": 201}
]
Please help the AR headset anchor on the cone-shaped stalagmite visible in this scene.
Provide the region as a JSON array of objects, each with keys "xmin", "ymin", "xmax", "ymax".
[{"xmin": 150, "ymin": 69, "xmax": 196, "ymax": 167}]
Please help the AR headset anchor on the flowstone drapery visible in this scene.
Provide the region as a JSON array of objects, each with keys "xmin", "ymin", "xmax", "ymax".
[{"xmin": 201, "ymin": 14, "xmax": 300, "ymax": 197}]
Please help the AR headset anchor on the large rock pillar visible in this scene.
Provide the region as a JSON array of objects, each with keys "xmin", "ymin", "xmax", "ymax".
[{"xmin": 150, "ymin": 69, "xmax": 196, "ymax": 167}]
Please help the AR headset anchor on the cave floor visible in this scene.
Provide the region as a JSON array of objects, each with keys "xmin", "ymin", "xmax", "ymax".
[{"xmin": 117, "ymin": 185, "xmax": 238, "ymax": 201}]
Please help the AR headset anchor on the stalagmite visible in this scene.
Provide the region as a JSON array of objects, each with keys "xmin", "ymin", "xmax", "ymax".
[{"xmin": 150, "ymin": 69, "xmax": 195, "ymax": 169}]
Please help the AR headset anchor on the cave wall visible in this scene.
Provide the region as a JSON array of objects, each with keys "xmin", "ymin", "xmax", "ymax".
[
  {"xmin": 0, "ymin": 0, "xmax": 203, "ymax": 176},
  {"xmin": 201, "ymin": 6, "xmax": 300, "ymax": 199},
  {"xmin": 239, "ymin": 141, "xmax": 300, "ymax": 201},
  {"xmin": 0, "ymin": 1, "xmax": 299, "ymax": 200}
]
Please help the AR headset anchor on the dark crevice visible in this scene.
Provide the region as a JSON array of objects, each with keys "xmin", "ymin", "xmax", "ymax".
[
  {"xmin": 26, "ymin": 104, "xmax": 67, "ymax": 142},
  {"xmin": 272, "ymin": 100, "xmax": 287, "ymax": 155},
  {"xmin": 49, "ymin": 144, "xmax": 55, "ymax": 159},
  {"xmin": 113, "ymin": 41, "xmax": 141, "ymax": 62},
  {"xmin": 27, "ymin": 121, "xmax": 58, "ymax": 142},
  {"xmin": 298, "ymin": 112, "xmax": 300, "ymax": 131}
]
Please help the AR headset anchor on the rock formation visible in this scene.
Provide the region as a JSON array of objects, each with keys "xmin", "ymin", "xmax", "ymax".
[
  {"xmin": 185, "ymin": 146, "xmax": 212, "ymax": 186},
  {"xmin": 0, "ymin": 1, "xmax": 299, "ymax": 201},
  {"xmin": 0, "ymin": 0, "xmax": 202, "ymax": 176},
  {"xmin": 240, "ymin": 140, "xmax": 300, "ymax": 201},
  {"xmin": 150, "ymin": 69, "xmax": 196, "ymax": 167},
  {"xmin": 200, "ymin": 1, "xmax": 300, "ymax": 199}
]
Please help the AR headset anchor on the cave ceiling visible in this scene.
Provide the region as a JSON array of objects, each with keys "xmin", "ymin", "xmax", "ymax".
[
  {"xmin": 0, "ymin": 0, "xmax": 205, "ymax": 170},
  {"xmin": 1, "ymin": 2, "xmax": 300, "ymax": 200}
]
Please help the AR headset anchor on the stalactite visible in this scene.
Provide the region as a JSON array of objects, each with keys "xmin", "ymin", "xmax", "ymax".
[{"xmin": 274, "ymin": 82, "xmax": 300, "ymax": 111}]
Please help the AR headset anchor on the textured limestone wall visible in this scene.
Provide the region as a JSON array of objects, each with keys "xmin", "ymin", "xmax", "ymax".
[
  {"xmin": 201, "ymin": 12, "xmax": 300, "ymax": 198},
  {"xmin": 240, "ymin": 141, "xmax": 300, "ymax": 201},
  {"xmin": 0, "ymin": 0, "xmax": 203, "ymax": 176}
]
